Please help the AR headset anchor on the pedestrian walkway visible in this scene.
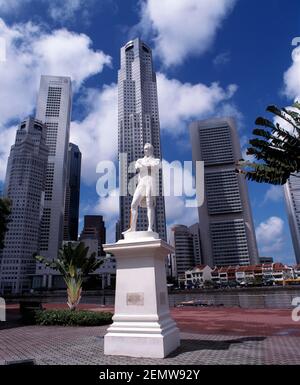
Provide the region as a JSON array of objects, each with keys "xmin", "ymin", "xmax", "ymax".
[{"xmin": 0, "ymin": 306, "xmax": 299, "ymax": 365}]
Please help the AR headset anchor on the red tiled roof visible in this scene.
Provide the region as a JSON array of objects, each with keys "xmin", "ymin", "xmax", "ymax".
[
  {"xmin": 254, "ymin": 265, "xmax": 263, "ymax": 273},
  {"xmin": 237, "ymin": 265, "xmax": 261, "ymax": 272},
  {"xmin": 262, "ymin": 263, "xmax": 273, "ymax": 268},
  {"xmin": 236, "ymin": 266, "xmax": 247, "ymax": 272},
  {"xmin": 227, "ymin": 266, "xmax": 238, "ymax": 271},
  {"xmin": 209, "ymin": 263, "xmax": 296, "ymax": 273},
  {"xmin": 272, "ymin": 262, "xmax": 286, "ymax": 272},
  {"xmin": 193, "ymin": 265, "xmax": 208, "ymax": 270},
  {"xmin": 273, "ymin": 262, "xmax": 285, "ymax": 269}
]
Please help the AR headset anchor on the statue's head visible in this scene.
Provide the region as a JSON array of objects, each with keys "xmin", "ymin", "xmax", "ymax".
[{"xmin": 144, "ymin": 143, "xmax": 154, "ymax": 157}]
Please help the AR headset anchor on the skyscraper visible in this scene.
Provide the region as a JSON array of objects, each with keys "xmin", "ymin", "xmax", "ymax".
[
  {"xmin": 190, "ymin": 117, "xmax": 259, "ymax": 267},
  {"xmin": 34, "ymin": 75, "xmax": 72, "ymax": 288},
  {"xmin": 189, "ymin": 223, "xmax": 202, "ymax": 266},
  {"xmin": 0, "ymin": 117, "xmax": 48, "ymax": 294},
  {"xmin": 170, "ymin": 225, "xmax": 196, "ymax": 278},
  {"xmin": 284, "ymin": 175, "xmax": 300, "ymax": 263},
  {"xmin": 79, "ymin": 215, "xmax": 106, "ymax": 256},
  {"xmin": 118, "ymin": 38, "xmax": 166, "ymax": 239},
  {"xmin": 63, "ymin": 143, "xmax": 81, "ymax": 241}
]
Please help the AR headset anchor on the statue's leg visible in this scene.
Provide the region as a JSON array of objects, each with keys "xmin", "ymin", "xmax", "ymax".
[
  {"xmin": 146, "ymin": 184, "xmax": 154, "ymax": 231},
  {"xmin": 147, "ymin": 204, "xmax": 154, "ymax": 232},
  {"xmin": 129, "ymin": 184, "xmax": 143, "ymax": 231}
]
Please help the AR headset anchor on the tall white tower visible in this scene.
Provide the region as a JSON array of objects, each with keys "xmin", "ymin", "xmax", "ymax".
[
  {"xmin": 284, "ymin": 175, "xmax": 300, "ymax": 264},
  {"xmin": 190, "ymin": 117, "xmax": 259, "ymax": 267},
  {"xmin": 34, "ymin": 75, "xmax": 72, "ymax": 288},
  {"xmin": 118, "ymin": 38, "xmax": 166, "ymax": 239}
]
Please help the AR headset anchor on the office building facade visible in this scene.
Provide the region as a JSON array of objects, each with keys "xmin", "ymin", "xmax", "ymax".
[
  {"xmin": 118, "ymin": 38, "xmax": 166, "ymax": 239},
  {"xmin": 190, "ymin": 117, "xmax": 259, "ymax": 267},
  {"xmin": 79, "ymin": 215, "xmax": 106, "ymax": 256},
  {"xmin": 170, "ymin": 224, "xmax": 197, "ymax": 278},
  {"xmin": 189, "ymin": 223, "xmax": 202, "ymax": 266},
  {"xmin": 0, "ymin": 117, "xmax": 48, "ymax": 293},
  {"xmin": 284, "ymin": 175, "xmax": 300, "ymax": 263},
  {"xmin": 63, "ymin": 143, "xmax": 81, "ymax": 241},
  {"xmin": 34, "ymin": 75, "xmax": 72, "ymax": 288}
]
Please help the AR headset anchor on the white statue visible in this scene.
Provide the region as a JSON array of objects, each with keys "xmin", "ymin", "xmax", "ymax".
[{"xmin": 123, "ymin": 143, "xmax": 160, "ymax": 233}]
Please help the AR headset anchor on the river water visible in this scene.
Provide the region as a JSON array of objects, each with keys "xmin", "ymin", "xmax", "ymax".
[{"xmin": 12, "ymin": 287, "xmax": 300, "ymax": 309}]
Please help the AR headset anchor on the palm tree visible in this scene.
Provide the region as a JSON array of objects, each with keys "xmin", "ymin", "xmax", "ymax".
[
  {"xmin": 0, "ymin": 197, "xmax": 11, "ymax": 250},
  {"xmin": 237, "ymin": 101, "xmax": 300, "ymax": 185},
  {"xmin": 35, "ymin": 242, "xmax": 102, "ymax": 311}
]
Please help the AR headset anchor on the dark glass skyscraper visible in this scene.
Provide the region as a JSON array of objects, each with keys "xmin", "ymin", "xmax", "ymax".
[
  {"xmin": 63, "ymin": 143, "xmax": 81, "ymax": 241},
  {"xmin": 80, "ymin": 215, "xmax": 106, "ymax": 256}
]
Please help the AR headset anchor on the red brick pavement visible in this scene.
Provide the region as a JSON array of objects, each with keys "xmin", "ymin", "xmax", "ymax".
[
  {"xmin": 171, "ymin": 307, "xmax": 300, "ymax": 337},
  {"xmin": 6, "ymin": 303, "xmax": 300, "ymax": 337},
  {"xmin": 2, "ymin": 304, "xmax": 300, "ymax": 365}
]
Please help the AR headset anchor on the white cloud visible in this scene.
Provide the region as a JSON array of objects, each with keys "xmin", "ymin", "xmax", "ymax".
[
  {"xmin": 79, "ymin": 159, "xmax": 199, "ymax": 241},
  {"xmin": 157, "ymin": 73, "xmax": 238, "ymax": 134},
  {"xmin": 0, "ymin": 18, "xmax": 111, "ymax": 127},
  {"xmin": 32, "ymin": 29, "xmax": 111, "ymax": 90},
  {"xmin": 69, "ymin": 73, "xmax": 238, "ymax": 185},
  {"xmin": 0, "ymin": 0, "xmax": 95, "ymax": 23},
  {"xmin": 216, "ymin": 102, "xmax": 244, "ymax": 129},
  {"xmin": 263, "ymin": 185, "xmax": 284, "ymax": 204},
  {"xmin": 80, "ymin": 189, "xmax": 119, "ymax": 243},
  {"xmin": 240, "ymin": 135, "xmax": 255, "ymax": 162},
  {"xmin": 162, "ymin": 158, "xmax": 200, "ymax": 199},
  {"xmin": 240, "ymin": 135, "xmax": 249, "ymax": 149},
  {"xmin": 213, "ymin": 51, "xmax": 231, "ymax": 67},
  {"xmin": 0, "ymin": 18, "xmax": 111, "ymax": 182},
  {"xmin": 70, "ymin": 84, "xmax": 118, "ymax": 185},
  {"xmin": 256, "ymin": 216, "xmax": 284, "ymax": 253},
  {"xmin": 242, "ymin": 105, "xmax": 297, "ymax": 162},
  {"xmin": 69, "ymin": 71, "xmax": 238, "ymax": 228},
  {"xmin": 47, "ymin": 0, "xmax": 92, "ymax": 23},
  {"xmin": 283, "ymin": 45, "xmax": 300, "ymax": 100},
  {"xmin": 165, "ymin": 195, "xmax": 198, "ymax": 228},
  {"xmin": 272, "ymin": 105, "xmax": 300, "ymax": 136},
  {"xmin": 95, "ymin": 189, "xmax": 119, "ymax": 222},
  {"xmin": 162, "ymin": 159, "xmax": 199, "ymax": 228},
  {"xmin": 0, "ymin": 125, "xmax": 17, "ymax": 181},
  {"xmin": 241, "ymin": 149, "xmax": 255, "ymax": 162},
  {"xmin": 264, "ymin": 44, "xmax": 300, "ymax": 133},
  {"xmin": 94, "ymin": 190, "xmax": 119, "ymax": 243},
  {"xmin": 0, "ymin": 0, "xmax": 30, "ymax": 14},
  {"xmin": 138, "ymin": 0, "xmax": 237, "ymax": 67}
]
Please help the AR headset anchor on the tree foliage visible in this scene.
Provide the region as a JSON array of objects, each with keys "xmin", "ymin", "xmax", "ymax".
[
  {"xmin": 35, "ymin": 242, "xmax": 102, "ymax": 310},
  {"xmin": 237, "ymin": 102, "xmax": 300, "ymax": 185},
  {"xmin": 0, "ymin": 197, "xmax": 11, "ymax": 249}
]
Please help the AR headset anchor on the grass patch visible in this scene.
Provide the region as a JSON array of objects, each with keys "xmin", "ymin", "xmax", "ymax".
[{"xmin": 34, "ymin": 309, "xmax": 113, "ymax": 326}]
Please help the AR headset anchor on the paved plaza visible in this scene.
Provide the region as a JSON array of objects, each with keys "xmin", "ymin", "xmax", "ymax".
[{"xmin": 0, "ymin": 306, "xmax": 300, "ymax": 365}]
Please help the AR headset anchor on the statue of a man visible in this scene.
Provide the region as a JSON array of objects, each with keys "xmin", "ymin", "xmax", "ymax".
[{"xmin": 123, "ymin": 143, "xmax": 160, "ymax": 233}]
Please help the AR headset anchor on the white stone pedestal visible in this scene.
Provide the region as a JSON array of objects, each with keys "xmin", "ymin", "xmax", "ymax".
[{"xmin": 103, "ymin": 231, "xmax": 180, "ymax": 358}]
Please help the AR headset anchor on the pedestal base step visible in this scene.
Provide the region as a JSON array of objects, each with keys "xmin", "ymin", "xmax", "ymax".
[{"xmin": 104, "ymin": 327, "xmax": 180, "ymax": 358}]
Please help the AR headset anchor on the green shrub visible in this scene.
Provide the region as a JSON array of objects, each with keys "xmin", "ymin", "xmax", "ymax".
[{"xmin": 34, "ymin": 309, "xmax": 113, "ymax": 326}]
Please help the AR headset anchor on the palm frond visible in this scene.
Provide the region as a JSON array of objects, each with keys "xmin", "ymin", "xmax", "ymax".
[
  {"xmin": 34, "ymin": 241, "xmax": 101, "ymax": 310},
  {"xmin": 238, "ymin": 102, "xmax": 300, "ymax": 185}
]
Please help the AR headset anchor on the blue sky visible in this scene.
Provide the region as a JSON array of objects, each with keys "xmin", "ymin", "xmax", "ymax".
[{"xmin": 0, "ymin": 0, "xmax": 300, "ymax": 264}]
